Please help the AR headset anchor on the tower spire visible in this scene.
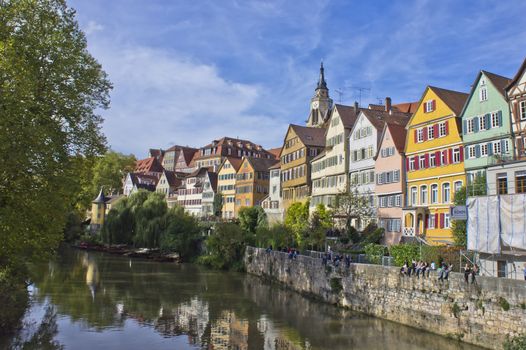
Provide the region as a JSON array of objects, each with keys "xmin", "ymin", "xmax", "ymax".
[{"xmin": 316, "ymin": 61, "xmax": 327, "ymax": 90}]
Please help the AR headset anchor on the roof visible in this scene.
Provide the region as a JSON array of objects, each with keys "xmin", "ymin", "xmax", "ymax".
[
  {"xmin": 135, "ymin": 157, "xmax": 164, "ymax": 173},
  {"xmin": 197, "ymin": 136, "xmax": 272, "ymax": 160},
  {"xmin": 245, "ymin": 157, "xmax": 279, "ymax": 172},
  {"xmin": 269, "ymin": 162, "xmax": 281, "ymax": 170},
  {"xmin": 128, "ymin": 172, "xmax": 160, "ymax": 191},
  {"xmin": 92, "ymin": 188, "xmax": 107, "ymax": 203},
  {"xmin": 386, "ymin": 123, "xmax": 407, "ymax": 153},
  {"xmin": 163, "ymin": 170, "xmax": 182, "ymax": 187},
  {"xmin": 227, "ymin": 157, "xmax": 244, "ymax": 171},
  {"xmin": 333, "ymin": 104, "xmax": 360, "ymax": 129},
  {"xmin": 289, "ymin": 124, "xmax": 326, "ymax": 147},
  {"xmin": 267, "ymin": 147, "xmax": 282, "ymax": 159},
  {"xmin": 360, "ymin": 109, "xmax": 411, "ymax": 132},
  {"xmin": 392, "ymin": 102, "xmax": 419, "ymax": 113},
  {"xmin": 207, "ymin": 172, "xmax": 218, "ymax": 192},
  {"xmin": 482, "ymin": 70, "xmax": 511, "ymax": 98},
  {"xmin": 506, "ymin": 57, "xmax": 526, "ymax": 91},
  {"xmin": 429, "ymin": 86, "xmax": 469, "ymax": 116}
]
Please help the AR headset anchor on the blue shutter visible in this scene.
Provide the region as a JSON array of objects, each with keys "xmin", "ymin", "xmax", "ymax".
[
  {"xmin": 463, "ymin": 120, "xmax": 467, "ymax": 134},
  {"xmin": 498, "ymin": 111, "xmax": 503, "ymax": 127},
  {"xmin": 485, "ymin": 114, "xmax": 491, "ymax": 130},
  {"xmin": 501, "ymin": 139, "xmax": 506, "ymax": 153},
  {"xmin": 474, "ymin": 116, "xmax": 479, "ymax": 132},
  {"xmin": 487, "ymin": 142, "xmax": 493, "ymax": 156},
  {"xmin": 475, "ymin": 144, "xmax": 481, "ymax": 158}
]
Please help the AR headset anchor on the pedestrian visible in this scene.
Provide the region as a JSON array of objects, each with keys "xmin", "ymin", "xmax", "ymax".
[
  {"xmin": 400, "ymin": 262, "xmax": 408, "ymax": 276},
  {"xmin": 464, "ymin": 263, "xmax": 471, "ymax": 283},
  {"xmin": 438, "ymin": 262, "xmax": 447, "ymax": 281},
  {"xmin": 471, "ymin": 264, "xmax": 478, "ymax": 284},
  {"xmin": 345, "ymin": 255, "xmax": 351, "ymax": 268},
  {"xmin": 429, "ymin": 261, "xmax": 436, "ymax": 278}
]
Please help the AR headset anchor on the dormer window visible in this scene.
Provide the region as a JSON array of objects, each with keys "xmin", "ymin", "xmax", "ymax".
[
  {"xmin": 479, "ymin": 79, "xmax": 488, "ymax": 102},
  {"xmin": 424, "ymin": 100, "xmax": 435, "ymax": 113}
]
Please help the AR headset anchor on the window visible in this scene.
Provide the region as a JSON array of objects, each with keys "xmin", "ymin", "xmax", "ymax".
[
  {"xmin": 419, "ymin": 156, "xmax": 425, "ymax": 169},
  {"xmin": 430, "ymin": 153, "xmax": 436, "ymax": 167},
  {"xmin": 493, "ymin": 141, "xmax": 501, "ymax": 154},
  {"xmin": 467, "ymin": 119, "xmax": 474, "ymax": 133},
  {"xmin": 491, "ymin": 112, "xmax": 499, "ymax": 128},
  {"xmin": 497, "ymin": 174, "xmax": 507, "ymax": 195},
  {"xmin": 442, "ymin": 183, "xmax": 450, "ymax": 204},
  {"xmin": 417, "ymin": 129, "xmax": 424, "ymax": 142},
  {"xmin": 388, "ymin": 196, "xmax": 394, "ymax": 207},
  {"xmin": 479, "ymin": 115, "xmax": 487, "ymax": 130},
  {"xmin": 428, "ymin": 126, "xmax": 434, "ymax": 140},
  {"xmin": 479, "ymin": 87, "xmax": 488, "ymax": 101},
  {"xmin": 395, "ymin": 194, "xmax": 401, "ymax": 207},
  {"xmin": 409, "ymin": 158, "xmax": 415, "ymax": 171},
  {"xmin": 516, "ymin": 171, "xmax": 526, "ymax": 193},
  {"xmin": 444, "ymin": 213, "xmax": 451, "ymax": 229},
  {"xmin": 428, "ymin": 214, "xmax": 435, "ymax": 229},
  {"xmin": 452, "ymin": 148, "xmax": 460, "ymax": 163},
  {"xmin": 520, "ymin": 101, "xmax": 526, "ymax": 121},
  {"xmin": 420, "ymin": 185, "xmax": 428, "ymax": 205},
  {"xmin": 431, "ymin": 184, "xmax": 438, "ymax": 204},
  {"xmin": 411, "ymin": 187, "xmax": 417, "ymax": 206},
  {"xmin": 439, "ymin": 122, "xmax": 447, "ymax": 137},
  {"xmin": 480, "ymin": 143, "xmax": 488, "ymax": 157},
  {"xmin": 454, "ymin": 181, "xmax": 462, "ymax": 194},
  {"xmin": 425, "ymin": 100, "xmax": 434, "ymax": 113},
  {"xmin": 468, "ymin": 146, "xmax": 476, "ymax": 159}
]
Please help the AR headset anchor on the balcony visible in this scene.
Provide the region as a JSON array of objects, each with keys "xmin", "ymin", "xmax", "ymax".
[{"xmin": 403, "ymin": 227, "xmax": 415, "ymax": 236}]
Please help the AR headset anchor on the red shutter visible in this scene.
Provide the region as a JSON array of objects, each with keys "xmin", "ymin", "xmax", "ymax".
[
  {"xmin": 433, "ymin": 124, "xmax": 438, "ymax": 137},
  {"xmin": 414, "ymin": 155, "xmax": 419, "ymax": 170},
  {"xmin": 424, "ymin": 214, "xmax": 429, "ymax": 228},
  {"xmin": 445, "ymin": 120, "xmax": 449, "ymax": 135},
  {"xmin": 442, "ymin": 150, "xmax": 448, "ymax": 165},
  {"xmin": 432, "ymin": 100, "xmax": 436, "ymax": 111},
  {"xmin": 424, "ymin": 153, "xmax": 429, "ymax": 168},
  {"xmin": 435, "ymin": 151, "xmax": 441, "ymax": 166},
  {"xmin": 406, "ymin": 158, "xmax": 410, "ymax": 171},
  {"xmin": 414, "ymin": 130, "xmax": 417, "ymax": 143},
  {"xmin": 423, "ymin": 103, "xmax": 427, "ymax": 113},
  {"xmin": 423, "ymin": 127, "xmax": 428, "ymax": 141},
  {"xmin": 448, "ymin": 148, "xmax": 453, "ymax": 163},
  {"xmin": 459, "ymin": 146, "xmax": 464, "ymax": 161},
  {"xmin": 435, "ymin": 213, "xmax": 439, "ymax": 229},
  {"xmin": 440, "ymin": 213, "xmax": 445, "ymax": 228}
]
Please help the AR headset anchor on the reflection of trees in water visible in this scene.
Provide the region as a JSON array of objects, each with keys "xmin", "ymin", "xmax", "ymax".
[{"xmin": 9, "ymin": 305, "xmax": 63, "ymax": 350}]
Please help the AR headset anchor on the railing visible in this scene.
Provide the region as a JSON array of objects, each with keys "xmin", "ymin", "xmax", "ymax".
[{"xmin": 403, "ymin": 227, "xmax": 415, "ymax": 236}]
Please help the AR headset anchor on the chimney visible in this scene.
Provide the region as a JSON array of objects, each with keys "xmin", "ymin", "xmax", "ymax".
[
  {"xmin": 385, "ymin": 97, "xmax": 392, "ymax": 112},
  {"xmin": 354, "ymin": 101, "xmax": 359, "ymax": 111}
]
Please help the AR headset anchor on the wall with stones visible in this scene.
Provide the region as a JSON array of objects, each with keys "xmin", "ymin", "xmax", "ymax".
[{"xmin": 244, "ymin": 247, "xmax": 526, "ymax": 350}]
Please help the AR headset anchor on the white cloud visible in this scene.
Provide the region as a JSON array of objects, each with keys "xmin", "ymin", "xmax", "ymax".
[{"xmin": 84, "ymin": 20, "xmax": 104, "ymax": 35}]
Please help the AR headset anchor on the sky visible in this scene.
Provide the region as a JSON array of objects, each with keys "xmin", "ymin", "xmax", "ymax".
[{"xmin": 69, "ymin": 0, "xmax": 526, "ymax": 158}]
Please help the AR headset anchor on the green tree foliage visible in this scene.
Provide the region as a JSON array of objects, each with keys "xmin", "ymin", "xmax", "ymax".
[
  {"xmin": 238, "ymin": 206, "xmax": 267, "ymax": 235},
  {"xmin": 255, "ymin": 223, "xmax": 294, "ymax": 249},
  {"xmin": 333, "ymin": 187, "xmax": 373, "ymax": 235},
  {"xmin": 199, "ymin": 223, "xmax": 247, "ymax": 270},
  {"xmin": 0, "ymin": 0, "xmax": 111, "ymax": 331},
  {"xmin": 306, "ymin": 204, "xmax": 332, "ymax": 250},
  {"xmin": 284, "ymin": 201, "xmax": 310, "ymax": 247},
  {"xmin": 91, "ymin": 151, "xmax": 136, "ymax": 196},
  {"xmin": 388, "ymin": 244, "xmax": 420, "ymax": 266},
  {"xmin": 504, "ymin": 334, "xmax": 526, "ymax": 350},
  {"xmin": 213, "ymin": 193, "xmax": 223, "ymax": 217},
  {"xmin": 364, "ymin": 243, "xmax": 387, "ymax": 265}
]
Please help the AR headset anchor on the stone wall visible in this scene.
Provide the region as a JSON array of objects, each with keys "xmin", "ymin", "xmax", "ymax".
[{"xmin": 245, "ymin": 247, "xmax": 526, "ymax": 350}]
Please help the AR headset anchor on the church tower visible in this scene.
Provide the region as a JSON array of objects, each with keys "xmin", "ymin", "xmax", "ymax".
[{"xmin": 306, "ymin": 62, "xmax": 333, "ymax": 127}]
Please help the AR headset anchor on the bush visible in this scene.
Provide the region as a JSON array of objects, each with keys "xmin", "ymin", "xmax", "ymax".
[
  {"xmin": 504, "ymin": 334, "xmax": 526, "ymax": 350},
  {"xmin": 0, "ymin": 269, "xmax": 29, "ymax": 335},
  {"xmin": 364, "ymin": 243, "xmax": 387, "ymax": 265},
  {"xmin": 199, "ymin": 223, "xmax": 247, "ymax": 271},
  {"xmin": 389, "ymin": 244, "xmax": 420, "ymax": 266},
  {"xmin": 362, "ymin": 228, "xmax": 384, "ymax": 245}
]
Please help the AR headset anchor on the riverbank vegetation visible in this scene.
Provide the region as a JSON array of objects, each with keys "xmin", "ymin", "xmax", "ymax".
[{"xmin": 0, "ymin": 0, "xmax": 112, "ymax": 334}]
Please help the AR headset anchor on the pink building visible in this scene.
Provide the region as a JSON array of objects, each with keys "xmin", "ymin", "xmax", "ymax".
[{"xmin": 374, "ymin": 123, "xmax": 407, "ymax": 245}]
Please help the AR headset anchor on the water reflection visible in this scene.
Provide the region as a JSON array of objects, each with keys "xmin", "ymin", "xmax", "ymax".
[{"xmin": 0, "ymin": 248, "xmax": 483, "ymax": 350}]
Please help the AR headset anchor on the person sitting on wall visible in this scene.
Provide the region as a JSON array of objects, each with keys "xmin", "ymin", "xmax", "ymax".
[
  {"xmin": 470, "ymin": 264, "xmax": 478, "ymax": 284},
  {"xmin": 464, "ymin": 263, "xmax": 471, "ymax": 283},
  {"xmin": 400, "ymin": 261, "xmax": 408, "ymax": 276}
]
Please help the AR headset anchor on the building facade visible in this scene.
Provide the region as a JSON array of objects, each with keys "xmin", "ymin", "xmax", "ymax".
[
  {"xmin": 235, "ymin": 157, "xmax": 278, "ymax": 215},
  {"xmin": 403, "ymin": 86, "xmax": 468, "ymax": 244},
  {"xmin": 280, "ymin": 125, "xmax": 325, "ymax": 211},
  {"xmin": 261, "ymin": 162, "xmax": 284, "ymax": 223},
  {"xmin": 217, "ymin": 157, "xmax": 243, "ymax": 219},
  {"xmin": 460, "ymin": 71, "xmax": 513, "ymax": 183},
  {"xmin": 506, "ymin": 57, "xmax": 526, "ymax": 159},
  {"xmin": 201, "ymin": 172, "xmax": 218, "ymax": 217},
  {"xmin": 177, "ymin": 168, "xmax": 210, "ymax": 217}
]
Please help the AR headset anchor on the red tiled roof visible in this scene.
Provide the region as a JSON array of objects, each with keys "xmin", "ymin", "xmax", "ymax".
[
  {"xmin": 392, "ymin": 102, "xmax": 419, "ymax": 113},
  {"xmin": 135, "ymin": 157, "xmax": 164, "ymax": 173},
  {"xmin": 333, "ymin": 104, "xmax": 360, "ymax": 129},
  {"xmin": 429, "ymin": 86, "xmax": 468, "ymax": 116},
  {"xmin": 386, "ymin": 123, "xmax": 407, "ymax": 153},
  {"xmin": 289, "ymin": 124, "xmax": 326, "ymax": 147},
  {"xmin": 267, "ymin": 147, "xmax": 282, "ymax": 159}
]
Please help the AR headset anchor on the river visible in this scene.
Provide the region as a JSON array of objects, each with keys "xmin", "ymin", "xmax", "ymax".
[{"xmin": 0, "ymin": 247, "xmax": 483, "ymax": 350}]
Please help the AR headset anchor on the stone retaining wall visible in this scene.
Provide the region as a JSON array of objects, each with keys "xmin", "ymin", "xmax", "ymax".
[{"xmin": 244, "ymin": 247, "xmax": 526, "ymax": 349}]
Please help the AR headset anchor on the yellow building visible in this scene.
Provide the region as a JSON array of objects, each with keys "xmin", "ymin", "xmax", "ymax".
[
  {"xmin": 217, "ymin": 157, "xmax": 243, "ymax": 219},
  {"xmin": 235, "ymin": 157, "xmax": 278, "ymax": 215},
  {"xmin": 280, "ymin": 124, "xmax": 326, "ymax": 211},
  {"xmin": 90, "ymin": 188, "xmax": 107, "ymax": 232},
  {"xmin": 403, "ymin": 86, "xmax": 468, "ymax": 244}
]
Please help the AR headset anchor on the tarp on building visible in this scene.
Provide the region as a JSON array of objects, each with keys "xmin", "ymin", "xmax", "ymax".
[{"xmin": 467, "ymin": 194, "xmax": 526, "ymax": 254}]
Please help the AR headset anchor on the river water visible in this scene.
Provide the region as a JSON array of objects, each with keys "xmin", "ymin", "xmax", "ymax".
[{"xmin": 0, "ymin": 247, "xmax": 483, "ymax": 350}]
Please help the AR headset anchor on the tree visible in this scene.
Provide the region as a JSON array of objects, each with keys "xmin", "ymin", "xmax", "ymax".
[
  {"xmin": 0, "ymin": 0, "xmax": 111, "ymax": 332},
  {"xmin": 91, "ymin": 151, "xmax": 136, "ymax": 196},
  {"xmin": 284, "ymin": 201, "xmax": 309, "ymax": 247},
  {"xmin": 212, "ymin": 193, "xmax": 223, "ymax": 217},
  {"xmin": 452, "ymin": 175, "xmax": 487, "ymax": 247},
  {"xmin": 307, "ymin": 204, "xmax": 332, "ymax": 250},
  {"xmin": 333, "ymin": 187, "xmax": 373, "ymax": 237},
  {"xmin": 238, "ymin": 206, "xmax": 267, "ymax": 235},
  {"xmin": 199, "ymin": 223, "xmax": 247, "ymax": 270}
]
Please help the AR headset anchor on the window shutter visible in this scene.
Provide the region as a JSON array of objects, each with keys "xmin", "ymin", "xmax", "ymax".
[
  {"xmin": 485, "ymin": 113, "xmax": 491, "ymax": 130},
  {"xmin": 488, "ymin": 142, "xmax": 493, "ymax": 156},
  {"xmin": 474, "ymin": 116, "xmax": 479, "ymax": 132},
  {"xmin": 424, "ymin": 214, "xmax": 429, "ymax": 228},
  {"xmin": 498, "ymin": 110, "xmax": 503, "ymax": 127},
  {"xmin": 501, "ymin": 139, "xmax": 506, "ymax": 153},
  {"xmin": 406, "ymin": 158, "xmax": 410, "ymax": 171},
  {"xmin": 475, "ymin": 144, "xmax": 481, "ymax": 158},
  {"xmin": 459, "ymin": 146, "xmax": 464, "ymax": 161},
  {"xmin": 423, "ymin": 127, "xmax": 428, "ymax": 141},
  {"xmin": 423, "ymin": 103, "xmax": 427, "ymax": 113},
  {"xmin": 439, "ymin": 213, "xmax": 444, "ymax": 228},
  {"xmin": 434, "ymin": 124, "xmax": 439, "ymax": 136},
  {"xmin": 414, "ymin": 130, "xmax": 418, "ymax": 143},
  {"xmin": 445, "ymin": 120, "xmax": 449, "ymax": 135},
  {"xmin": 434, "ymin": 213, "xmax": 439, "ymax": 228},
  {"xmin": 414, "ymin": 156, "xmax": 419, "ymax": 170},
  {"xmin": 432, "ymin": 100, "xmax": 436, "ymax": 111},
  {"xmin": 435, "ymin": 151, "xmax": 441, "ymax": 166},
  {"xmin": 448, "ymin": 148, "xmax": 453, "ymax": 163},
  {"xmin": 424, "ymin": 153, "xmax": 429, "ymax": 168},
  {"xmin": 463, "ymin": 120, "xmax": 467, "ymax": 134}
]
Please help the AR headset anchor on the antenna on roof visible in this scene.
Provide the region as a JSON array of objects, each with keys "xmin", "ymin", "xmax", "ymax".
[
  {"xmin": 376, "ymin": 97, "xmax": 384, "ymax": 105},
  {"xmin": 344, "ymin": 86, "xmax": 371, "ymax": 107},
  {"xmin": 335, "ymin": 88, "xmax": 344, "ymax": 103}
]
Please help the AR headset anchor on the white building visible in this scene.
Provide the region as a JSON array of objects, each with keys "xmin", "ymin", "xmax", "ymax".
[
  {"xmin": 261, "ymin": 162, "xmax": 284, "ymax": 223},
  {"xmin": 201, "ymin": 172, "xmax": 218, "ymax": 217},
  {"xmin": 123, "ymin": 172, "xmax": 160, "ymax": 196},
  {"xmin": 177, "ymin": 168, "xmax": 211, "ymax": 217},
  {"xmin": 486, "ymin": 160, "xmax": 526, "ymax": 196}
]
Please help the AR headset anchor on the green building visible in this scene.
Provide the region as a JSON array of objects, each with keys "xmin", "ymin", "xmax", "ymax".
[{"xmin": 460, "ymin": 71, "xmax": 513, "ymax": 183}]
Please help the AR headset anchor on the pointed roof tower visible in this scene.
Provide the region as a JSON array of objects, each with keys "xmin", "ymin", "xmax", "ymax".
[
  {"xmin": 307, "ymin": 61, "xmax": 333, "ymax": 127},
  {"xmin": 316, "ymin": 61, "xmax": 328, "ymax": 91},
  {"xmin": 92, "ymin": 188, "xmax": 107, "ymax": 204}
]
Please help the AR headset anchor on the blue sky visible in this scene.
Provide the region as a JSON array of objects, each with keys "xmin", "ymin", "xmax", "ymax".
[{"xmin": 70, "ymin": 0, "xmax": 526, "ymax": 157}]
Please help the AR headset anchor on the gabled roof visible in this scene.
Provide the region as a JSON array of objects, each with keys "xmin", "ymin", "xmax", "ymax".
[
  {"xmin": 177, "ymin": 146, "xmax": 199, "ymax": 164},
  {"xmin": 269, "ymin": 161, "xmax": 281, "ymax": 170},
  {"xmin": 429, "ymin": 86, "xmax": 468, "ymax": 116},
  {"xmin": 128, "ymin": 172, "xmax": 160, "ymax": 191},
  {"xmin": 392, "ymin": 102, "xmax": 419, "ymax": 113},
  {"xmin": 482, "ymin": 70, "xmax": 511, "ymax": 98},
  {"xmin": 333, "ymin": 104, "xmax": 360, "ymax": 129},
  {"xmin": 244, "ymin": 157, "xmax": 279, "ymax": 172},
  {"xmin": 135, "ymin": 157, "xmax": 164, "ymax": 173},
  {"xmin": 267, "ymin": 147, "xmax": 282, "ymax": 159},
  {"xmin": 360, "ymin": 109, "xmax": 411, "ymax": 132},
  {"xmin": 163, "ymin": 170, "xmax": 184, "ymax": 188},
  {"xmin": 506, "ymin": 57, "xmax": 526, "ymax": 91},
  {"xmin": 218, "ymin": 157, "xmax": 244, "ymax": 173},
  {"xmin": 386, "ymin": 123, "xmax": 407, "ymax": 154},
  {"xmin": 207, "ymin": 172, "xmax": 218, "ymax": 192},
  {"xmin": 288, "ymin": 124, "xmax": 326, "ymax": 147}
]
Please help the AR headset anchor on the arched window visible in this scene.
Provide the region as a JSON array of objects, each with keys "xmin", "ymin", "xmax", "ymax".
[
  {"xmin": 411, "ymin": 187, "xmax": 417, "ymax": 206},
  {"xmin": 442, "ymin": 183, "xmax": 451, "ymax": 204},
  {"xmin": 431, "ymin": 184, "xmax": 438, "ymax": 204},
  {"xmin": 420, "ymin": 185, "xmax": 428, "ymax": 205}
]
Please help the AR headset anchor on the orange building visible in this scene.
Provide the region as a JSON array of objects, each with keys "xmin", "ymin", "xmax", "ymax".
[{"xmin": 235, "ymin": 157, "xmax": 278, "ymax": 214}]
